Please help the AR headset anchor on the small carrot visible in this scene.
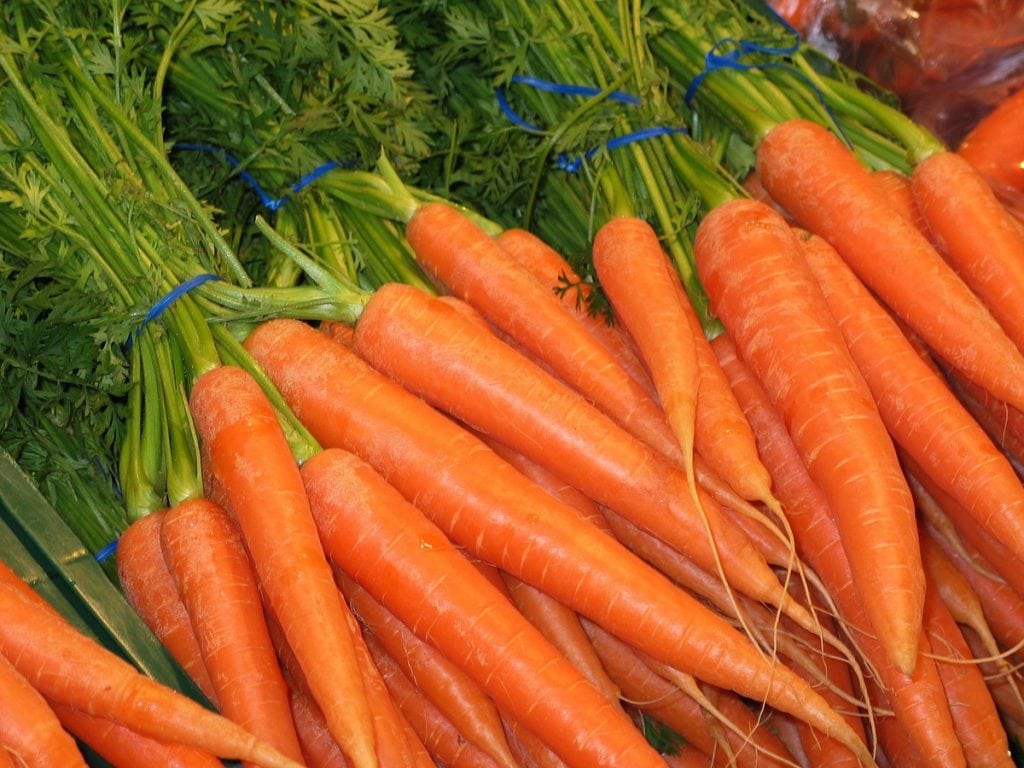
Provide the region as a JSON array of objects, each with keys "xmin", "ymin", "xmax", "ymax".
[
  {"xmin": 160, "ymin": 497, "xmax": 304, "ymax": 763},
  {"xmin": 188, "ymin": 364, "xmax": 376, "ymax": 768},
  {"xmin": 50, "ymin": 701, "xmax": 224, "ymax": 768},
  {"xmin": 694, "ymin": 197, "xmax": 923, "ymax": 675},
  {"xmin": 245, "ymin": 318, "xmax": 877, "ymax": 766},
  {"xmin": 115, "ymin": 509, "xmax": 218, "ymax": 705},
  {"xmin": 0, "ymin": 561, "xmax": 304, "ymax": 768},
  {"xmin": 0, "ymin": 650, "xmax": 87, "ymax": 768},
  {"xmin": 957, "ymin": 85, "xmax": 1024, "ymax": 201},
  {"xmin": 755, "ymin": 118, "xmax": 1024, "ymax": 412},
  {"xmin": 911, "ymin": 149, "xmax": 1024, "ymax": 355}
]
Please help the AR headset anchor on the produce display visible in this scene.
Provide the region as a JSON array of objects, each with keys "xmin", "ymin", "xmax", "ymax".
[{"xmin": 1, "ymin": 1, "xmax": 1023, "ymax": 766}]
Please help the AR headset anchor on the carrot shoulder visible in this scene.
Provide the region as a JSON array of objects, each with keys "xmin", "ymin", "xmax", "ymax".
[
  {"xmin": 755, "ymin": 118, "xmax": 1024, "ymax": 412},
  {"xmin": 694, "ymin": 197, "xmax": 923, "ymax": 676}
]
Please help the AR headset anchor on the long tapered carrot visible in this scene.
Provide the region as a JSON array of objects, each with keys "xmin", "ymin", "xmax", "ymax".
[
  {"xmin": 711, "ymin": 331, "xmax": 968, "ymax": 768},
  {"xmin": 796, "ymin": 229, "xmax": 1024, "ymax": 562},
  {"xmin": 50, "ymin": 701, "xmax": 224, "ymax": 768},
  {"xmin": 911, "ymin": 149, "xmax": 1024, "ymax": 355},
  {"xmin": 115, "ymin": 509, "xmax": 218, "ymax": 705},
  {"xmin": 0, "ymin": 562, "xmax": 304, "ymax": 768},
  {"xmin": 244, "ymin": 317, "xmax": 878, "ymax": 766},
  {"xmin": 0, "ymin": 651, "xmax": 87, "ymax": 768},
  {"xmin": 301, "ymin": 447, "xmax": 668, "ymax": 768},
  {"xmin": 335, "ymin": 570, "xmax": 520, "ymax": 768},
  {"xmin": 350, "ymin": 281, "xmax": 816, "ymax": 636},
  {"xmin": 755, "ymin": 118, "xmax": 1024, "ymax": 412},
  {"xmin": 694, "ymin": 197, "xmax": 923, "ymax": 675},
  {"xmin": 188, "ymin": 364, "xmax": 376, "ymax": 768},
  {"xmin": 160, "ymin": 497, "xmax": 304, "ymax": 763},
  {"xmin": 494, "ymin": 226, "xmax": 656, "ymax": 398},
  {"xmin": 405, "ymin": 200, "xmax": 681, "ymax": 462}
]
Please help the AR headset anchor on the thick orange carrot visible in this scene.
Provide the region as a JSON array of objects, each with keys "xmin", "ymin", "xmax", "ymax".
[
  {"xmin": 245, "ymin": 318, "xmax": 877, "ymax": 766},
  {"xmin": 911, "ymin": 150, "xmax": 1024, "ymax": 355},
  {"xmin": 350, "ymin": 282, "xmax": 812, "ymax": 633},
  {"xmin": 115, "ymin": 509, "xmax": 218, "ymax": 705},
  {"xmin": 405, "ymin": 200, "xmax": 681, "ymax": 462},
  {"xmin": 0, "ymin": 563, "xmax": 304, "ymax": 768},
  {"xmin": 302, "ymin": 447, "xmax": 666, "ymax": 768},
  {"xmin": 160, "ymin": 497, "xmax": 304, "ymax": 763},
  {"xmin": 711, "ymin": 331, "xmax": 968, "ymax": 768},
  {"xmin": 755, "ymin": 118, "xmax": 1024, "ymax": 412},
  {"xmin": 957, "ymin": 85, "xmax": 1024, "ymax": 202},
  {"xmin": 694, "ymin": 197, "xmax": 922, "ymax": 675},
  {"xmin": 188, "ymin": 364, "xmax": 376, "ymax": 768},
  {"xmin": 0, "ymin": 651, "xmax": 87, "ymax": 767},
  {"xmin": 797, "ymin": 229, "xmax": 1024, "ymax": 562},
  {"xmin": 494, "ymin": 226, "xmax": 656, "ymax": 398},
  {"xmin": 50, "ymin": 702, "xmax": 224, "ymax": 768},
  {"xmin": 335, "ymin": 571, "xmax": 519, "ymax": 768}
]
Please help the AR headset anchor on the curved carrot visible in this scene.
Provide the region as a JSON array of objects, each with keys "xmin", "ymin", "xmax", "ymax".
[
  {"xmin": 50, "ymin": 702, "xmax": 224, "ymax": 768},
  {"xmin": 796, "ymin": 230, "xmax": 1024, "ymax": 562},
  {"xmin": 244, "ymin": 318, "xmax": 878, "ymax": 766},
  {"xmin": 160, "ymin": 497, "xmax": 304, "ymax": 763},
  {"xmin": 694, "ymin": 197, "xmax": 922, "ymax": 675},
  {"xmin": 336, "ymin": 571, "xmax": 520, "ymax": 768},
  {"xmin": 0, "ymin": 651, "xmax": 87, "ymax": 768},
  {"xmin": 350, "ymin": 282, "xmax": 813, "ymax": 635},
  {"xmin": 711, "ymin": 331, "xmax": 968, "ymax": 768},
  {"xmin": 755, "ymin": 118, "xmax": 1024, "ymax": 412},
  {"xmin": 188, "ymin": 364, "xmax": 376, "ymax": 768},
  {"xmin": 494, "ymin": 226, "xmax": 656, "ymax": 399},
  {"xmin": 115, "ymin": 509, "xmax": 218, "ymax": 705},
  {"xmin": 301, "ymin": 447, "xmax": 668, "ymax": 768},
  {"xmin": 0, "ymin": 563, "xmax": 304, "ymax": 768},
  {"xmin": 404, "ymin": 200, "xmax": 681, "ymax": 462}
]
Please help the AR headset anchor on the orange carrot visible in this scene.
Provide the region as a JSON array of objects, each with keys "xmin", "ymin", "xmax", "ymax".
[
  {"xmin": 334, "ymin": 572, "xmax": 517, "ymax": 768},
  {"xmin": 0, "ymin": 651, "xmax": 87, "ymax": 767},
  {"xmin": 115, "ymin": 509, "xmax": 218, "ymax": 705},
  {"xmin": 245, "ymin": 317, "xmax": 877, "ymax": 766},
  {"xmin": 871, "ymin": 169, "xmax": 929, "ymax": 235},
  {"xmin": 349, "ymin": 281, "xmax": 813, "ymax": 634},
  {"xmin": 286, "ymin": 686, "xmax": 351, "ymax": 768},
  {"xmin": 957, "ymin": 85, "xmax": 1024, "ymax": 202},
  {"xmin": 405, "ymin": 200, "xmax": 681, "ymax": 462},
  {"xmin": 160, "ymin": 497, "xmax": 304, "ymax": 763},
  {"xmin": 494, "ymin": 226, "xmax": 656, "ymax": 398},
  {"xmin": 796, "ymin": 229, "xmax": 1024, "ymax": 562},
  {"xmin": 694, "ymin": 197, "xmax": 922, "ymax": 675},
  {"xmin": 911, "ymin": 149, "xmax": 1024, "ymax": 355},
  {"xmin": 50, "ymin": 701, "xmax": 224, "ymax": 768},
  {"xmin": 0, "ymin": 561, "xmax": 304, "ymax": 768},
  {"xmin": 755, "ymin": 118, "xmax": 1024, "ymax": 412},
  {"xmin": 711, "ymin": 330, "xmax": 968, "ymax": 768},
  {"xmin": 188, "ymin": 364, "xmax": 376, "ymax": 768}
]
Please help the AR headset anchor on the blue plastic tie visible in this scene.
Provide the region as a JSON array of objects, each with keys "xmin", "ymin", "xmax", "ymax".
[
  {"xmin": 126, "ymin": 273, "xmax": 221, "ymax": 350},
  {"xmin": 95, "ymin": 539, "xmax": 118, "ymax": 563}
]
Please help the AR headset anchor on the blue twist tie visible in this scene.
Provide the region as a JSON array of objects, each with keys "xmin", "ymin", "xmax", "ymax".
[
  {"xmin": 126, "ymin": 273, "xmax": 221, "ymax": 349},
  {"xmin": 95, "ymin": 538, "xmax": 118, "ymax": 563},
  {"xmin": 173, "ymin": 143, "xmax": 342, "ymax": 211},
  {"xmin": 497, "ymin": 75, "xmax": 687, "ymax": 172}
]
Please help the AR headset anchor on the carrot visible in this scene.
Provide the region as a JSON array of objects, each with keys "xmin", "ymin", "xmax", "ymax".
[
  {"xmin": 957, "ymin": 85, "xmax": 1024, "ymax": 200},
  {"xmin": 911, "ymin": 149, "xmax": 1024, "ymax": 355},
  {"xmin": 115, "ymin": 509, "xmax": 218, "ymax": 705},
  {"xmin": 50, "ymin": 701, "xmax": 224, "ymax": 768},
  {"xmin": 335, "ymin": 571, "xmax": 519, "ymax": 768},
  {"xmin": 405, "ymin": 200, "xmax": 682, "ymax": 463},
  {"xmin": 245, "ymin": 318, "xmax": 877, "ymax": 767},
  {"xmin": 796, "ymin": 229, "xmax": 1024, "ymax": 562},
  {"xmin": 0, "ymin": 650, "xmax": 87, "ymax": 768},
  {"xmin": 364, "ymin": 631, "xmax": 505, "ymax": 768},
  {"xmin": 349, "ymin": 281, "xmax": 815, "ymax": 635},
  {"xmin": 0, "ymin": 562, "xmax": 304, "ymax": 768},
  {"xmin": 286, "ymin": 686, "xmax": 351, "ymax": 768},
  {"xmin": 160, "ymin": 497, "xmax": 304, "ymax": 763},
  {"xmin": 494, "ymin": 226, "xmax": 656, "ymax": 398},
  {"xmin": 710, "ymin": 330, "xmax": 969, "ymax": 768},
  {"xmin": 188, "ymin": 364, "xmax": 376, "ymax": 768},
  {"xmin": 945, "ymin": 371, "xmax": 1024, "ymax": 472},
  {"xmin": 871, "ymin": 169, "xmax": 930, "ymax": 236},
  {"xmin": 694, "ymin": 197, "xmax": 923, "ymax": 675},
  {"xmin": 755, "ymin": 118, "xmax": 1024, "ymax": 412}
]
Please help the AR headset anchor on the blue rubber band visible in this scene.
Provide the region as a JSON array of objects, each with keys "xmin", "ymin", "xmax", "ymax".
[
  {"xmin": 126, "ymin": 273, "xmax": 221, "ymax": 349},
  {"xmin": 95, "ymin": 538, "xmax": 118, "ymax": 563},
  {"xmin": 557, "ymin": 125, "xmax": 690, "ymax": 173}
]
